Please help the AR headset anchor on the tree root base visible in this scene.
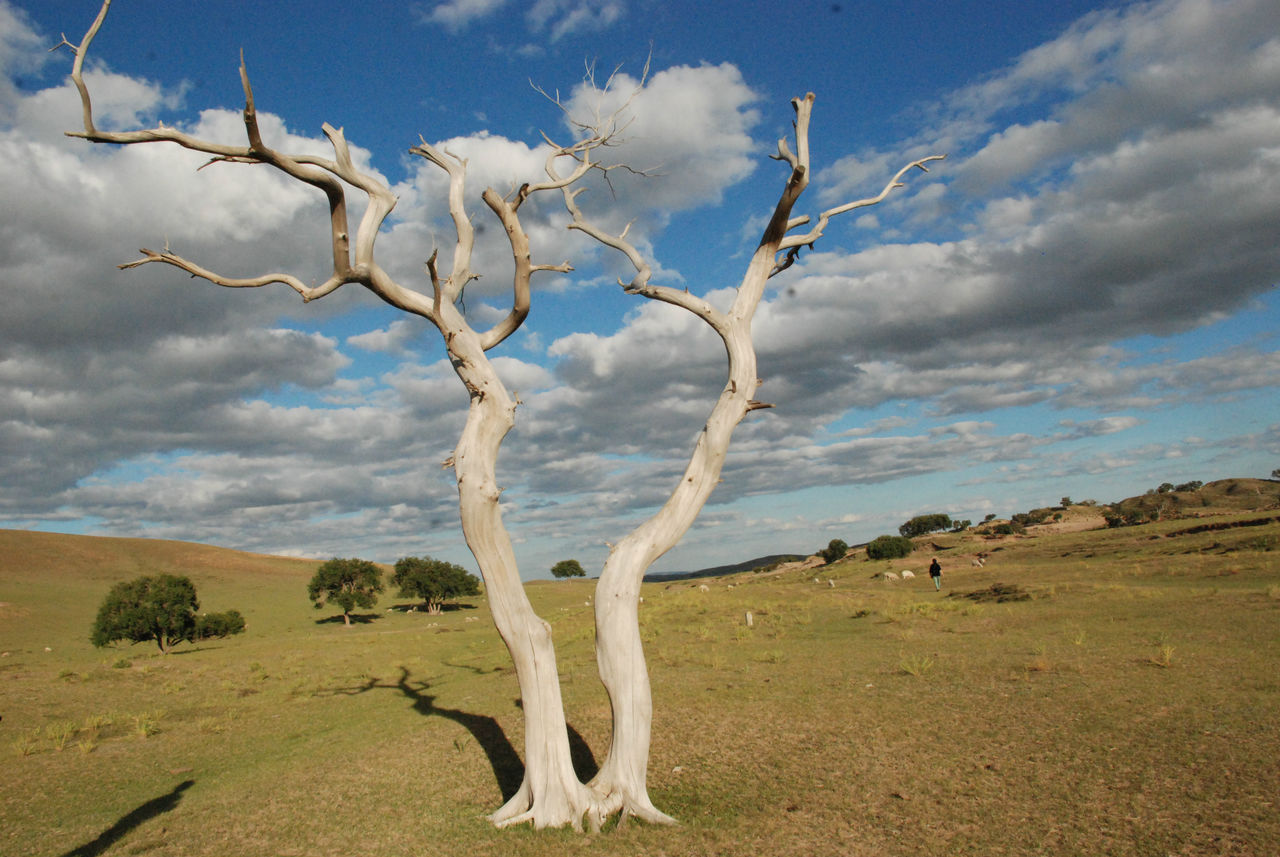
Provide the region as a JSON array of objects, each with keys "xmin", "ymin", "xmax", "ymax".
[{"xmin": 488, "ymin": 788, "xmax": 677, "ymax": 832}]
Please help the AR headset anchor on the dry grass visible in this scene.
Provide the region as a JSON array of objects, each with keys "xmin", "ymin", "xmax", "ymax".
[{"xmin": 2, "ymin": 517, "xmax": 1279, "ymax": 855}]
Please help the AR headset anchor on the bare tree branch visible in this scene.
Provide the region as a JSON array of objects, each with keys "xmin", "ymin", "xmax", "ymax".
[
  {"xmin": 478, "ymin": 188, "xmax": 572, "ymax": 351},
  {"xmin": 118, "ymin": 249, "xmax": 344, "ymax": 302},
  {"xmin": 771, "ymin": 154, "xmax": 946, "ymax": 277},
  {"xmin": 60, "ymin": 3, "xmax": 416, "ymax": 314}
]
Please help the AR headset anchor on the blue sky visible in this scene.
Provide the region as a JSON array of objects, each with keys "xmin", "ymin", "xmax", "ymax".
[{"xmin": 1, "ymin": 0, "xmax": 1277, "ymax": 576}]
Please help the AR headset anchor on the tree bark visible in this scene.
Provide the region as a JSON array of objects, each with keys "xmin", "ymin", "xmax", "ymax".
[
  {"xmin": 588, "ymin": 294, "xmax": 761, "ymax": 825},
  {"xmin": 581, "ymin": 99, "xmax": 942, "ymax": 825},
  {"xmin": 442, "ymin": 312, "xmax": 595, "ymax": 830}
]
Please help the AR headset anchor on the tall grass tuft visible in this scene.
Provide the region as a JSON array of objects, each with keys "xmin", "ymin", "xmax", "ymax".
[
  {"xmin": 898, "ymin": 651, "xmax": 934, "ymax": 677},
  {"xmin": 12, "ymin": 729, "xmax": 41, "ymax": 757},
  {"xmin": 83, "ymin": 713, "xmax": 114, "ymax": 732},
  {"xmin": 133, "ymin": 710, "xmax": 165, "ymax": 739},
  {"xmin": 1149, "ymin": 644, "xmax": 1176, "ymax": 668},
  {"xmin": 46, "ymin": 720, "xmax": 78, "ymax": 751}
]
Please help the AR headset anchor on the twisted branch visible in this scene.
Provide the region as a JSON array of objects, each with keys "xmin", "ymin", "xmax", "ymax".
[{"xmin": 60, "ymin": 1, "xmax": 413, "ymax": 314}]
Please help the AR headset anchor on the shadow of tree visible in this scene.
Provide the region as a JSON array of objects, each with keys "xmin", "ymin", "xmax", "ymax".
[
  {"xmin": 313, "ymin": 612, "xmax": 380, "ymax": 625},
  {"xmin": 387, "ymin": 602, "xmax": 478, "ymax": 613},
  {"xmin": 331, "ymin": 667, "xmax": 598, "ymax": 800},
  {"xmin": 59, "ymin": 779, "xmax": 193, "ymax": 857},
  {"xmin": 169, "ymin": 645, "xmax": 219, "ymax": 655}
]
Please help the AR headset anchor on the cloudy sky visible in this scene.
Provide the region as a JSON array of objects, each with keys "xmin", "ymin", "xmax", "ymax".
[{"xmin": 1, "ymin": 0, "xmax": 1277, "ymax": 577}]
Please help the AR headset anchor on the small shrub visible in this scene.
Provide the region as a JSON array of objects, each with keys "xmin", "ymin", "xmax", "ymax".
[
  {"xmin": 867, "ymin": 535, "xmax": 914, "ymax": 560},
  {"xmin": 194, "ymin": 609, "xmax": 247, "ymax": 640}
]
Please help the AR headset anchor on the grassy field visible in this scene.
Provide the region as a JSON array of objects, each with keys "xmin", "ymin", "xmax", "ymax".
[{"xmin": 2, "ymin": 513, "xmax": 1278, "ymax": 857}]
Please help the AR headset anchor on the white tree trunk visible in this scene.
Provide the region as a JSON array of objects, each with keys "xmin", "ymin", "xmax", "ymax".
[
  {"xmin": 588, "ymin": 269, "xmax": 767, "ymax": 824},
  {"xmin": 445, "ymin": 318, "xmax": 595, "ymax": 830}
]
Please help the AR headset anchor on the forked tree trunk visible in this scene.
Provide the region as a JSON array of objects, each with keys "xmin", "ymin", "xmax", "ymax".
[
  {"xmin": 60, "ymin": 10, "xmax": 941, "ymax": 826},
  {"xmin": 446, "ymin": 320, "xmax": 595, "ymax": 830}
]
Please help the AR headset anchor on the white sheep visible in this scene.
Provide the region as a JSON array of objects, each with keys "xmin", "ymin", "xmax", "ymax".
[
  {"xmin": 900, "ymin": 570, "xmax": 915, "ymax": 580},
  {"xmin": 884, "ymin": 571, "xmax": 900, "ymax": 582}
]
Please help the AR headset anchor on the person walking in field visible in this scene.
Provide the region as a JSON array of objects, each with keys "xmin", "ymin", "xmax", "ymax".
[{"xmin": 929, "ymin": 557, "xmax": 942, "ymax": 591}]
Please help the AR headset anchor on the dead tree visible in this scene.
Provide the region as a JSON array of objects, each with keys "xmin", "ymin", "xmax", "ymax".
[{"xmin": 62, "ymin": 0, "xmax": 941, "ymax": 831}]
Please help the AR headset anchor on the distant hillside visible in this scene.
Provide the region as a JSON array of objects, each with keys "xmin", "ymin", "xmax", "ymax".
[
  {"xmin": 0, "ymin": 529, "xmax": 324, "ymax": 648},
  {"xmin": 0, "ymin": 528, "xmax": 318, "ymax": 585},
  {"xmin": 645, "ymin": 553, "xmax": 806, "ymax": 582},
  {"xmin": 1105, "ymin": 478, "xmax": 1280, "ymax": 525},
  {"xmin": 3, "ymin": 479, "xmax": 1273, "ymax": 592}
]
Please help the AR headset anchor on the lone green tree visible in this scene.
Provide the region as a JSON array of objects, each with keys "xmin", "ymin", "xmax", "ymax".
[
  {"xmin": 392, "ymin": 556, "xmax": 480, "ymax": 613},
  {"xmin": 899, "ymin": 513, "xmax": 954, "ymax": 538},
  {"xmin": 62, "ymin": 0, "xmax": 941, "ymax": 829},
  {"xmin": 551, "ymin": 559, "xmax": 586, "ymax": 579},
  {"xmin": 91, "ymin": 574, "xmax": 198, "ymax": 653},
  {"xmin": 308, "ymin": 558, "xmax": 384, "ymax": 625},
  {"xmin": 818, "ymin": 539, "xmax": 848, "ymax": 564}
]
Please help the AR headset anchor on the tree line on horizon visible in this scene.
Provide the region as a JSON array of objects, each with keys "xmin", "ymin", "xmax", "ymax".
[
  {"xmin": 814, "ymin": 473, "xmax": 1279, "ymax": 561},
  {"xmin": 90, "ymin": 554, "xmax": 482, "ymax": 651},
  {"xmin": 91, "ymin": 474, "xmax": 1274, "ymax": 650}
]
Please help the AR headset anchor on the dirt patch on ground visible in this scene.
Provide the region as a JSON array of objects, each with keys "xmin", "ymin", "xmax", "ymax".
[
  {"xmin": 948, "ymin": 582, "xmax": 1033, "ymax": 603},
  {"xmin": 1028, "ymin": 514, "xmax": 1108, "ymax": 535}
]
